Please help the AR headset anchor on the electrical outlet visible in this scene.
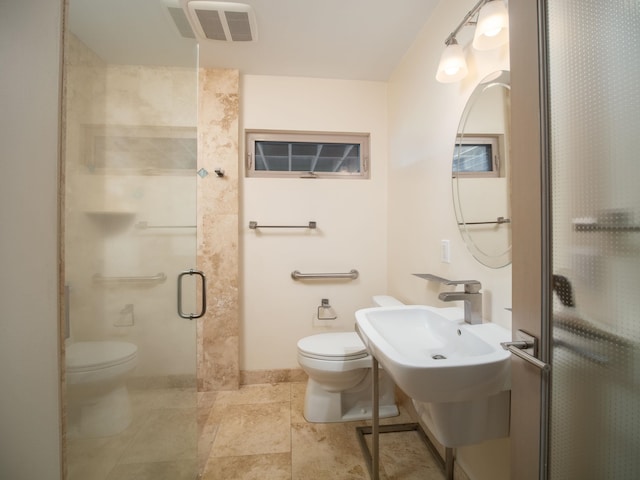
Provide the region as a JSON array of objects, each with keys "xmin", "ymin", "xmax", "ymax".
[{"xmin": 441, "ymin": 239, "xmax": 451, "ymax": 263}]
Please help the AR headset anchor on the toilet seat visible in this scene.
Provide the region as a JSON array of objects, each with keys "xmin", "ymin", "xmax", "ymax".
[
  {"xmin": 297, "ymin": 332, "xmax": 368, "ymax": 361},
  {"xmin": 66, "ymin": 341, "xmax": 137, "ymax": 373}
]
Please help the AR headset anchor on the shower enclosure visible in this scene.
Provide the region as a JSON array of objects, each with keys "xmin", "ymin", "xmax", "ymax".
[{"xmin": 62, "ymin": 1, "xmax": 200, "ymax": 478}]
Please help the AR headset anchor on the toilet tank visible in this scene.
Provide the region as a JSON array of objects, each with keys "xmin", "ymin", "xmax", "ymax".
[{"xmin": 372, "ymin": 295, "xmax": 404, "ymax": 307}]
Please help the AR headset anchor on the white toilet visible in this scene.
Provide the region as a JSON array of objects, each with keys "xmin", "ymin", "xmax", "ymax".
[
  {"xmin": 66, "ymin": 341, "xmax": 138, "ymax": 437},
  {"xmin": 297, "ymin": 295, "xmax": 402, "ymax": 423}
]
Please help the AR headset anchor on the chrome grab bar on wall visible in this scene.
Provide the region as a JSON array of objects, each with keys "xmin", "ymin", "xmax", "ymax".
[
  {"xmin": 291, "ymin": 269, "xmax": 359, "ymax": 280},
  {"xmin": 249, "ymin": 221, "xmax": 317, "ymax": 229},
  {"xmin": 92, "ymin": 273, "xmax": 167, "ymax": 284}
]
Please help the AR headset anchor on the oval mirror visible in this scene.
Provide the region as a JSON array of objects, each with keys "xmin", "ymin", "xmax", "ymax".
[{"xmin": 452, "ymin": 70, "xmax": 511, "ymax": 268}]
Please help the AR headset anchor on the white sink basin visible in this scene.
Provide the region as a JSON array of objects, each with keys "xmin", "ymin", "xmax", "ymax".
[{"xmin": 355, "ymin": 305, "xmax": 511, "ymax": 403}]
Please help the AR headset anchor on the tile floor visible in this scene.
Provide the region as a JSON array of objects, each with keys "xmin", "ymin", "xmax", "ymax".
[
  {"xmin": 66, "ymin": 385, "xmax": 199, "ymax": 480},
  {"xmin": 66, "ymin": 382, "xmax": 446, "ymax": 480},
  {"xmin": 200, "ymin": 382, "xmax": 446, "ymax": 480}
]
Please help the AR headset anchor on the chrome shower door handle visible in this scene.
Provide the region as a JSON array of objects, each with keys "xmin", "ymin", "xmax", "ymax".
[
  {"xmin": 501, "ymin": 329, "xmax": 551, "ymax": 372},
  {"xmin": 177, "ymin": 269, "xmax": 207, "ymax": 320}
]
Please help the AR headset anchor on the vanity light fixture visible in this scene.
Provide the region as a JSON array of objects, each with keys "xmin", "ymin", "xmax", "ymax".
[
  {"xmin": 436, "ymin": 0, "xmax": 509, "ymax": 83},
  {"xmin": 436, "ymin": 38, "xmax": 469, "ymax": 83}
]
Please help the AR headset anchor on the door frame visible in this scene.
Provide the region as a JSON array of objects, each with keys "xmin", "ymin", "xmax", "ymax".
[{"xmin": 509, "ymin": 0, "xmax": 551, "ymax": 478}]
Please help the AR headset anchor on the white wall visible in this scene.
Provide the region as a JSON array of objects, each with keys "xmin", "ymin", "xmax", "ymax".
[
  {"xmin": 240, "ymin": 75, "xmax": 389, "ymax": 371},
  {"xmin": 387, "ymin": 0, "xmax": 511, "ymax": 478},
  {"xmin": 387, "ymin": 0, "xmax": 512, "ymax": 326},
  {"xmin": 0, "ymin": 0, "xmax": 63, "ymax": 478}
]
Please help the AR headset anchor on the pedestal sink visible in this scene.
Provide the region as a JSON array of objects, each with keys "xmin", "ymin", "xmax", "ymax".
[
  {"xmin": 354, "ymin": 305, "xmax": 513, "ymax": 480},
  {"xmin": 355, "ymin": 305, "xmax": 511, "ymax": 404}
]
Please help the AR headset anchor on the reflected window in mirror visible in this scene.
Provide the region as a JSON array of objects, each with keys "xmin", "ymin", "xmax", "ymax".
[{"xmin": 453, "ymin": 134, "xmax": 502, "ymax": 177}]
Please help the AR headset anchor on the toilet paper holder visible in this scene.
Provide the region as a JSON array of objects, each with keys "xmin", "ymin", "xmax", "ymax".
[{"xmin": 317, "ymin": 298, "xmax": 337, "ymax": 320}]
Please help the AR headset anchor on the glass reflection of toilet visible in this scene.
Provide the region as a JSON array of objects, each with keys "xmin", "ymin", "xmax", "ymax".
[
  {"xmin": 297, "ymin": 296, "xmax": 401, "ymax": 423},
  {"xmin": 66, "ymin": 341, "xmax": 138, "ymax": 437}
]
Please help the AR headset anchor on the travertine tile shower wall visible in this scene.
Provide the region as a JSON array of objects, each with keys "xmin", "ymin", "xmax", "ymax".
[{"xmin": 197, "ymin": 68, "xmax": 240, "ymax": 391}]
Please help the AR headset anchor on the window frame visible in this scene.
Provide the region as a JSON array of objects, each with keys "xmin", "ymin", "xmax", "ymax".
[
  {"xmin": 245, "ymin": 129, "xmax": 370, "ymax": 179},
  {"xmin": 452, "ymin": 134, "xmax": 503, "ymax": 178}
]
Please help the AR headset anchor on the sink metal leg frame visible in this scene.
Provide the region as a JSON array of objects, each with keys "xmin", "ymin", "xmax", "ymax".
[
  {"xmin": 356, "ymin": 357, "xmax": 454, "ymax": 480},
  {"xmin": 355, "ymin": 423, "xmax": 453, "ymax": 480}
]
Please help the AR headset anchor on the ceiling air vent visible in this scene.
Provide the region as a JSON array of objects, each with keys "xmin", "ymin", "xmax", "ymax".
[
  {"xmin": 166, "ymin": 6, "xmax": 196, "ymax": 38},
  {"xmin": 181, "ymin": 1, "xmax": 258, "ymax": 42}
]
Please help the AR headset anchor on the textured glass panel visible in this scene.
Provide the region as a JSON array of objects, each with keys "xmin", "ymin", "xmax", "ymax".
[{"xmin": 547, "ymin": 0, "xmax": 640, "ymax": 478}]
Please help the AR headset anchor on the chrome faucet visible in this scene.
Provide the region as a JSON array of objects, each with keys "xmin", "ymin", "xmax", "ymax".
[{"xmin": 438, "ymin": 280, "xmax": 483, "ymax": 324}]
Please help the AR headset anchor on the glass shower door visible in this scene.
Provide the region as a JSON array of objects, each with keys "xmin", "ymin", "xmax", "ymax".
[{"xmin": 62, "ymin": 1, "xmax": 200, "ymax": 478}]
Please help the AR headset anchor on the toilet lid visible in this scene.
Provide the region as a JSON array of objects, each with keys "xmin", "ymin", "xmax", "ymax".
[
  {"xmin": 297, "ymin": 332, "xmax": 368, "ymax": 360},
  {"xmin": 66, "ymin": 341, "xmax": 137, "ymax": 372}
]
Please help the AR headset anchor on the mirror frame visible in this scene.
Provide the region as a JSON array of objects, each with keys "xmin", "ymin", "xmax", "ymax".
[{"xmin": 452, "ymin": 70, "xmax": 512, "ymax": 269}]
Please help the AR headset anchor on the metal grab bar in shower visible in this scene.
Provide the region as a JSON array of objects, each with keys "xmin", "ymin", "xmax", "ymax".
[
  {"xmin": 249, "ymin": 221, "xmax": 317, "ymax": 229},
  {"xmin": 135, "ymin": 221, "xmax": 196, "ymax": 229},
  {"xmin": 291, "ymin": 269, "xmax": 359, "ymax": 280},
  {"xmin": 92, "ymin": 273, "xmax": 167, "ymax": 284}
]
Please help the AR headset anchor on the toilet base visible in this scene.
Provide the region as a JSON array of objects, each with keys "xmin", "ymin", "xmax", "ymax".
[
  {"xmin": 303, "ymin": 370, "xmax": 399, "ymax": 423},
  {"xmin": 68, "ymin": 384, "xmax": 133, "ymax": 438}
]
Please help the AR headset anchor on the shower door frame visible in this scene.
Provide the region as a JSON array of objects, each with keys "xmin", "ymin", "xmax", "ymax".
[{"xmin": 509, "ymin": 0, "xmax": 550, "ymax": 478}]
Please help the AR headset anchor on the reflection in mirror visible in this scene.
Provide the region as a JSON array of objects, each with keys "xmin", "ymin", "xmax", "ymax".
[{"xmin": 453, "ymin": 70, "xmax": 511, "ymax": 268}]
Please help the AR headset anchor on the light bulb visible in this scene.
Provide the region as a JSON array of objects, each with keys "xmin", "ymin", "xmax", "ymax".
[{"xmin": 473, "ymin": 0, "xmax": 509, "ymax": 50}]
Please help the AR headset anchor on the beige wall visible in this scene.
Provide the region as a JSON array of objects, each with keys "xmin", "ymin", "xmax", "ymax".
[
  {"xmin": 387, "ymin": 0, "xmax": 512, "ymax": 325},
  {"xmin": 0, "ymin": 0, "xmax": 63, "ymax": 478},
  {"xmin": 240, "ymin": 75, "xmax": 389, "ymax": 371},
  {"xmin": 387, "ymin": 0, "xmax": 511, "ymax": 478}
]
